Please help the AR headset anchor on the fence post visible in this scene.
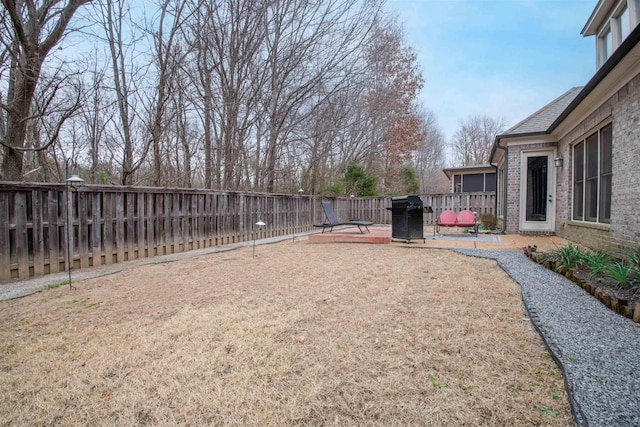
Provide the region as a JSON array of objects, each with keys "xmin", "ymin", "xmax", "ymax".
[{"xmin": 0, "ymin": 192, "xmax": 10, "ymax": 281}]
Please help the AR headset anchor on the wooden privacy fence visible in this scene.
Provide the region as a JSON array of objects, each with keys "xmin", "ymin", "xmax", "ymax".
[{"xmin": 0, "ymin": 182, "xmax": 495, "ymax": 283}]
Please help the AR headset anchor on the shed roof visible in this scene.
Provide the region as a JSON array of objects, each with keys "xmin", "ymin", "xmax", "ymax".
[{"xmin": 442, "ymin": 164, "xmax": 494, "ymax": 179}]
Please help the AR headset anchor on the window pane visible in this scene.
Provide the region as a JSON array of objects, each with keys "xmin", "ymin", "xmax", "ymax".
[
  {"xmin": 573, "ymin": 142, "xmax": 584, "ymax": 220},
  {"xmin": 619, "ymin": 6, "xmax": 630, "ymax": 40},
  {"xmin": 599, "ymin": 124, "xmax": 613, "ymax": 223},
  {"xmin": 586, "ymin": 132, "xmax": 599, "ymax": 179},
  {"xmin": 586, "ymin": 178, "xmax": 598, "ymax": 221},
  {"xmin": 600, "ymin": 124, "xmax": 612, "ymax": 174},
  {"xmin": 585, "ymin": 132, "xmax": 599, "ymax": 221},
  {"xmin": 454, "ymin": 175, "xmax": 461, "ymax": 193},
  {"xmin": 599, "ymin": 175, "xmax": 612, "ymax": 223},
  {"xmin": 462, "ymin": 173, "xmax": 484, "ymax": 192},
  {"xmin": 573, "ymin": 182, "xmax": 584, "ymax": 220},
  {"xmin": 605, "ymin": 30, "xmax": 613, "ymax": 58},
  {"xmin": 485, "ymin": 173, "xmax": 496, "ymax": 191}
]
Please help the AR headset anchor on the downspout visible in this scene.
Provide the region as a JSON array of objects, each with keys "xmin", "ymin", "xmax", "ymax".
[{"xmin": 491, "ymin": 137, "xmax": 508, "ymax": 234}]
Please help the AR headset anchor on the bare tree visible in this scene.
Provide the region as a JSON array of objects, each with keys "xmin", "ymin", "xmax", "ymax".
[
  {"xmin": 0, "ymin": 0, "xmax": 92, "ymax": 181},
  {"xmin": 0, "ymin": 0, "xmax": 430, "ymax": 192},
  {"xmin": 97, "ymin": 0, "xmax": 151, "ymax": 185},
  {"xmin": 144, "ymin": 0, "xmax": 191, "ymax": 186},
  {"xmin": 186, "ymin": 7, "xmax": 217, "ymax": 189},
  {"xmin": 259, "ymin": 0, "xmax": 381, "ymax": 193},
  {"xmin": 198, "ymin": 0, "xmax": 268, "ymax": 190},
  {"xmin": 78, "ymin": 55, "xmax": 114, "ymax": 183},
  {"xmin": 413, "ymin": 108, "xmax": 448, "ymax": 193},
  {"xmin": 451, "ymin": 114, "xmax": 506, "ymax": 167}
]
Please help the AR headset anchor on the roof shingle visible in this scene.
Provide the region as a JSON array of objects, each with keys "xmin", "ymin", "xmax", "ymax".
[{"xmin": 503, "ymin": 87, "xmax": 584, "ymax": 135}]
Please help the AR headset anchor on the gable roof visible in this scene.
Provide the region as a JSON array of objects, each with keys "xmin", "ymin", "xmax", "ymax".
[
  {"xmin": 502, "ymin": 87, "xmax": 583, "ymax": 136},
  {"xmin": 581, "ymin": 0, "xmax": 615, "ymax": 36}
]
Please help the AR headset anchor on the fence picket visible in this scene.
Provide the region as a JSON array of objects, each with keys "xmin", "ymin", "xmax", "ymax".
[
  {"xmin": 137, "ymin": 192, "xmax": 146, "ymax": 258},
  {"xmin": 103, "ymin": 192, "xmax": 114, "ymax": 265},
  {"xmin": 15, "ymin": 192, "xmax": 29, "ymax": 280},
  {"xmin": 91, "ymin": 192, "xmax": 102, "ymax": 266},
  {"xmin": 47, "ymin": 190, "xmax": 61, "ymax": 274},
  {"xmin": 0, "ymin": 192, "xmax": 10, "ymax": 281},
  {"xmin": 32, "ymin": 191, "xmax": 45, "ymax": 277},
  {"xmin": 78, "ymin": 192, "xmax": 89, "ymax": 269},
  {"xmin": 116, "ymin": 193, "xmax": 125, "ymax": 263}
]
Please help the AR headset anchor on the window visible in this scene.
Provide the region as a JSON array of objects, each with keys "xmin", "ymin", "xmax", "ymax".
[
  {"xmin": 453, "ymin": 172, "xmax": 497, "ymax": 192},
  {"xmin": 485, "ymin": 173, "xmax": 497, "ymax": 191},
  {"xmin": 618, "ymin": 6, "xmax": 630, "ymax": 40},
  {"xmin": 462, "ymin": 173, "xmax": 484, "ymax": 192},
  {"xmin": 595, "ymin": 0, "xmax": 640, "ymax": 67},
  {"xmin": 572, "ymin": 123, "xmax": 612, "ymax": 223},
  {"xmin": 497, "ymin": 168, "xmax": 505, "ymax": 217},
  {"xmin": 600, "ymin": 27, "xmax": 613, "ymax": 62}
]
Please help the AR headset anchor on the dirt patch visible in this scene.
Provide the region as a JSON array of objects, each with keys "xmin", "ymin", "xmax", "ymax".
[{"xmin": 0, "ymin": 240, "xmax": 572, "ymax": 426}]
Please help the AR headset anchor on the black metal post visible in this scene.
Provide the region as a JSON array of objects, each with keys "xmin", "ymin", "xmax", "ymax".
[{"xmin": 65, "ymin": 161, "xmax": 74, "ymax": 290}]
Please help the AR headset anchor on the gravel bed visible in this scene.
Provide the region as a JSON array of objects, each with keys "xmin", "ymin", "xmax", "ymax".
[{"xmin": 457, "ymin": 249, "xmax": 640, "ymax": 427}]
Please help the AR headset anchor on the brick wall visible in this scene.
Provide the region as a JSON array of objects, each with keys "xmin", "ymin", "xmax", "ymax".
[{"xmin": 555, "ymin": 72, "xmax": 640, "ymax": 256}]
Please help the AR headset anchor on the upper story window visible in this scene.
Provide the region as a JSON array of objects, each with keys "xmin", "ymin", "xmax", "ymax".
[
  {"xmin": 599, "ymin": 26, "xmax": 613, "ymax": 63},
  {"xmin": 618, "ymin": 5, "xmax": 630, "ymax": 39},
  {"xmin": 591, "ymin": 0, "xmax": 640, "ymax": 68}
]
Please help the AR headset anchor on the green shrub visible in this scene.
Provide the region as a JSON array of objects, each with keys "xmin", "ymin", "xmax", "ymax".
[
  {"xmin": 607, "ymin": 262, "xmax": 635, "ymax": 289},
  {"xmin": 397, "ymin": 165, "xmax": 420, "ymax": 195},
  {"xmin": 583, "ymin": 250, "xmax": 611, "ymax": 278},
  {"xmin": 539, "ymin": 244, "xmax": 587, "ymax": 269},
  {"xmin": 556, "ymin": 244, "xmax": 587, "ymax": 269},
  {"xmin": 627, "ymin": 247, "xmax": 640, "ymax": 272},
  {"xmin": 479, "ymin": 213, "xmax": 497, "ymax": 231}
]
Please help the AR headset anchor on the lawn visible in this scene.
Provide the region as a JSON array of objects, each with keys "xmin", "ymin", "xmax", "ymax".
[{"xmin": 0, "ymin": 241, "xmax": 572, "ymax": 426}]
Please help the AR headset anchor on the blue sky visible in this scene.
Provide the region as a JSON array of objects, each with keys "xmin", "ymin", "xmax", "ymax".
[{"xmin": 384, "ymin": 0, "xmax": 598, "ymax": 142}]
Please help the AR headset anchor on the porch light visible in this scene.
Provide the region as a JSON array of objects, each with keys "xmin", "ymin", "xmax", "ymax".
[
  {"xmin": 554, "ymin": 157, "xmax": 564, "ymax": 168},
  {"xmin": 66, "ymin": 174, "xmax": 85, "ymax": 187},
  {"xmin": 64, "ymin": 162, "xmax": 84, "ymax": 290},
  {"xmin": 253, "ymin": 220, "xmax": 266, "ymax": 257}
]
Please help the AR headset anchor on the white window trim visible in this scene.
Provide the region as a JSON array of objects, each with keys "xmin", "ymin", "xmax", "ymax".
[{"xmin": 597, "ymin": 23, "xmax": 612, "ymax": 67}]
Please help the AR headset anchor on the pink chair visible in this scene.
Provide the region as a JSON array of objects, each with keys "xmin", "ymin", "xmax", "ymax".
[{"xmin": 434, "ymin": 210, "xmax": 477, "ymax": 236}]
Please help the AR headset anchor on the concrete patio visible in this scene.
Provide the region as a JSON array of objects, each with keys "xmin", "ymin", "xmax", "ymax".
[{"xmin": 308, "ymin": 225, "xmax": 569, "ymax": 251}]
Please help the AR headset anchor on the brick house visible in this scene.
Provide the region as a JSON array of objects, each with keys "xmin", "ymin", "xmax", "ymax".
[{"xmin": 490, "ymin": 0, "xmax": 640, "ymax": 255}]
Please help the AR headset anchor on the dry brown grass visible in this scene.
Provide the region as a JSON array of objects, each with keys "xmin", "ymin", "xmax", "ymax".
[{"xmin": 0, "ymin": 240, "xmax": 573, "ymax": 426}]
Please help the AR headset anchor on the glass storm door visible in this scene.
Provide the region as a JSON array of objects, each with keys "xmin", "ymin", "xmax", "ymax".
[{"xmin": 520, "ymin": 151, "xmax": 555, "ymax": 232}]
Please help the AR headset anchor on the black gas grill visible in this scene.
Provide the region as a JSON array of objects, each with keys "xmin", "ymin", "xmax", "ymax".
[{"xmin": 387, "ymin": 195, "xmax": 433, "ymax": 243}]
